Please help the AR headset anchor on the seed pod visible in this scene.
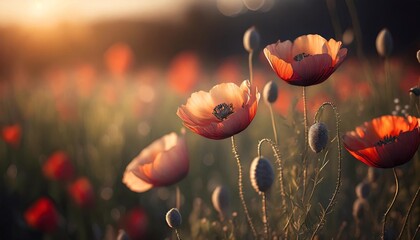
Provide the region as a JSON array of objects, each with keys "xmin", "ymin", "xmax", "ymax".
[
  {"xmin": 211, "ymin": 186, "xmax": 230, "ymax": 220},
  {"xmin": 355, "ymin": 181, "xmax": 370, "ymax": 199},
  {"xmin": 376, "ymin": 28, "xmax": 393, "ymax": 57},
  {"xmin": 263, "ymin": 81, "xmax": 278, "ymax": 104},
  {"xmin": 166, "ymin": 208, "xmax": 182, "ymax": 229},
  {"xmin": 308, "ymin": 122, "xmax": 329, "ymax": 153},
  {"xmin": 243, "ymin": 26, "xmax": 260, "ymax": 52},
  {"xmin": 250, "ymin": 157, "xmax": 274, "ymax": 193}
]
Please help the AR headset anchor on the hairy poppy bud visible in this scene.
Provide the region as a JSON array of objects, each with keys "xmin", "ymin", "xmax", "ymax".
[
  {"xmin": 263, "ymin": 81, "xmax": 278, "ymax": 104},
  {"xmin": 376, "ymin": 28, "xmax": 393, "ymax": 57},
  {"xmin": 243, "ymin": 26, "xmax": 260, "ymax": 52},
  {"xmin": 250, "ymin": 157, "xmax": 274, "ymax": 193},
  {"xmin": 308, "ymin": 122, "xmax": 329, "ymax": 153},
  {"xmin": 212, "ymin": 186, "xmax": 230, "ymax": 220},
  {"xmin": 355, "ymin": 181, "xmax": 370, "ymax": 199},
  {"xmin": 166, "ymin": 208, "xmax": 182, "ymax": 229},
  {"xmin": 409, "ymin": 87, "xmax": 420, "ymax": 97}
]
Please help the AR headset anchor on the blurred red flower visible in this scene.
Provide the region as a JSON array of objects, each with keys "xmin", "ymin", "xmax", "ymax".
[
  {"xmin": 167, "ymin": 51, "xmax": 201, "ymax": 95},
  {"xmin": 74, "ymin": 63, "xmax": 97, "ymax": 98},
  {"xmin": 104, "ymin": 42, "xmax": 133, "ymax": 79},
  {"xmin": 42, "ymin": 151, "xmax": 74, "ymax": 181},
  {"xmin": 68, "ymin": 177, "xmax": 95, "ymax": 208},
  {"xmin": 24, "ymin": 197, "xmax": 59, "ymax": 233},
  {"xmin": 177, "ymin": 80, "xmax": 259, "ymax": 139},
  {"xmin": 343, "ymin": 115, "xmax": 420, "ymax": 168},
  {"xmin": 2, "ymin": 124, "xmax": 21, "ymax": 148},
  {"xmin": 122, "ymin": 208, "xmax": 148, "ymax": 240},
  {"xmin": 216, "ymin": 57, "xmax": 243, "ymax": 84},
  {"xmin": 264, "ymin": 34, "xmax": 347, "ymax": 86},
  {"xmin": 123, "ymin": 131, "xmax": 189, "ymax": 192}
]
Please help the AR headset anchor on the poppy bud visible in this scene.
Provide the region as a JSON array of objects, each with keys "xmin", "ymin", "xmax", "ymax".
[
  {"xmin": 211, "ymin": 186, "xmax": 230, "ymax": 220},
  {"xmin": 376, "ymin": 28, "xmax": 393, "ymax": 57},
  {"xmin": 308, "ymin": 122, "xmax": 329, "ymax": 153},
  {"xmin": 250, "ymin": 157, "xmax": 274, "ymax": 193},
  {"xmin": 355, "ymin": 181, "xmax": 370, "ymax": 199},
  {"xmin": 263, "ymin": 81, "xmax": 278, "ymax": 104},
  {"xmin": 117, "ymin": 229, "xmax": 130, "ymax": 240},
  {"xmin": 243, "ymin": 0, "xmax": 265, "ymax": 11},
  {"xmin": 417, "ymin": 50, "xmax": 420, "ymax": 63},
  {"xmin": 409, "ymin": 87, "xmax": 420, "ymax": 97},
  {"xmin": 166, "ymin": 208, "xmax": 182, "ymax": 229},
  {"xmin": 243, "ymin": 26, "xmax": 260, "ymax": 52}
]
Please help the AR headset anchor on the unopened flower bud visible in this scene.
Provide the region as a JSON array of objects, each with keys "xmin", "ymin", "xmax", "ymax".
[
  {"xmin": 376, "ymin": 28, "xmax": 393, "ymax": 57},
  {"xmin": 212, "ymin": 186, "xmax": 230, "ymax": 220},
  {"xmin": 117, "ymin": 229, "xmax": 130, "ymax": 240},
  {"xmin": 263, "ymin": 81, "xmax": 278, "ymax": 104},
  {"xmin": 243, "ymin": 0, "xmax": 265, "ymax": 11},
  {"xmin": 166, "ymin": 208, "xmax": 182, "ymax": 229},
  {"xmin": 243, "ymin": 26, "xmax": 260, "ymax": 52},
  {"xmin": 355, "ymin": 181, "xmax": 370, "ymax": 199},
  {"xmin": 250, "ymin": 157, "xmax": 274, "ymax": 193},
  {"xmin": 409, "ymin": 87, "xmax": 420, "ymax": 97},
  {"xmin": 308, "ymin": 122, "xmax": 329, "ymax": 153}
]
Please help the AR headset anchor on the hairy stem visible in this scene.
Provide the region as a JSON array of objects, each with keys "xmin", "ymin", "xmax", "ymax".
[
  {"xmin": 397, "ymin": 186, "xmax": 420, "ymax": 239},
  {"xmin": 257, "ymin": 138, "xmax": 286, "ymax": 210},
  {"xmin": 231, "ymin": 136, "xmax": 257, "ymax": 238},
  {"xmin": 175, "ymin": 229, "xmax": 182, "ymax": 240},
  {"xmin": 382, "ymin": 168, "xmax": 399, "ymax": 240},
  {"xmin": 262, "ymin": 193, "xmax": 270, "ymax": 240},
  {"xmin": 302, "ymin": 86, "xmax": 309, "ymax": 201},
  {"xmin": 269, "ymin": 104, "xmax": 279, "ymax": 144},
  {"xmin": 311, "ymin": 102, "xmax": 342, "ymax": 239}
]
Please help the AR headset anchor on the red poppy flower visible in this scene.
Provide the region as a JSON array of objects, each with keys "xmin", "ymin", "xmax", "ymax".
[
  {"xmin": 68, "ymin": 177, "xmax": 94, "ymax": 208},
  {"xmin": 43, "ymin": 151, "xmax": 75, "ymax": 181},
  {"xmin": 167, "ymin": 51, "xmax": 201, "ymax": 95},
  {"xmin": 177, "ymin": 80, "xmax": 259, "ymax": 140},
  {"xmin": 343, "ymin": 115, "xmax": 420, "ymax": 168},
  {"xmin": 264, "ymin": 34, "xmax": 347, "ymax": 86},
  {"xmin": 24, "ymin": 197, "xmax": 59, "ymax": 232},
  {"xmin": 2, "ymin": 124, "xmax": 21, "ymax": 148},
  {"xmin": 123, "ymin": 131, "xmax": 189, "ymax": 192},
  {"xmin": 122, "ymin": 208, "xmax": 149, "ymax": 240},
  {"xmin": 104, "ymin": 42, "xmax": 133, "ymax": 78}
]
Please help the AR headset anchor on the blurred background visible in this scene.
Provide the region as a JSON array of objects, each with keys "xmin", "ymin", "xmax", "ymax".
[{"xmin": 0, "ymin": 0, "xmax": 419, "ymax": 239}]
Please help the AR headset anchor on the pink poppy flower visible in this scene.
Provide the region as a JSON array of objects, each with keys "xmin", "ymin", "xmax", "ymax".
[
  {"xmin": 123, "ymin": 132, "xmax": 188, "ymax": 192},
  {"xmin": 177, "ymin": 80, "xmax": 259, "ymax": 140},
  {"xmin": 264, "ymin": 34, "xmax": 347, "ymax": 86}
]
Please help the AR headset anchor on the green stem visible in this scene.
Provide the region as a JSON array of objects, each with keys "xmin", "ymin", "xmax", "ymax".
[
  {"xmin": 268, "ymin": 105, "xmax": 278, "ymax": 144},
  {"xmin": 302, "ymin": 86, "xmax": 309, "ymax": 201},
  {"xmin": 311, "ymin": 102, "xmax": 342, "ymax": 239},
  {"xmin": 382, "ymin": 168, "xmax": 399, "ymax": 240},
  {"xmin": 231, "ymin": 136, "xmax": 257, "ymax": 239},
  {"xmin": 262, "ymin": 193, "xmax": 270, "ymax": 240}
]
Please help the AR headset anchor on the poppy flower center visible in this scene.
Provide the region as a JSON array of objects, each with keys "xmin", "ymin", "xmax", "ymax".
[
  {"xmin": 294, "ymin": 52, "xmax": 311, "ymax": 62},
  {"xmin": 213, "ymin": 103, "xmax": 234, "ymax": 121},
  {"xmin": 375, "ymin": 134, "xmax": 398, "ymax": 146}
]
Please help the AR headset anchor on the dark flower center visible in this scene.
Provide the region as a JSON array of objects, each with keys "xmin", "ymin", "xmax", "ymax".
[
  {"xmin": 294, "ymin": 52, "xmax": 311, "ymax": 62},
  {"xmin": 375, "ymin": 134, "xmax": 398, "ymax": 146},
  {"xmin": 213, "ymin": 103, "xmax": 234, "ymax": 121}
]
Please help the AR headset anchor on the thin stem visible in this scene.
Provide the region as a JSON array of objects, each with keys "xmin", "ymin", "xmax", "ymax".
[
  {"xmin": 176, "ymin": 185, "xmax": 181, "ymax": 210},
  {"xmin": 248, "ymin": 51, "xmax": 254, "ymax": 85},
  {"xmin": 397, "ymin": 186, "xmax": 419, "ymax": 239},
  {"xmin": 268, "ymin": 105, "xmax": 278, "ymax": 144},
  {"xmin": 302, "ymin": 86, "xmax": 309, "ymax": 201},
  {"xmin": 175, "ymin": 229, "xmax": 182, "ymax": 240},
  {"xmin": 382, "ymin": 168, "xmax": 399, "ymax": 240},
  {"xmin": 231, "ymin": 136, "xmax": 257, "ymax": 239},
  {"xmin": 311, "ymin": 102, "xmax": 342, "ymax": 239},
  {"xmin": 257, "ymin": 138, "xmax": 286, "ymax": 210},
  {"xmin": 262, "ymin": 193, "xmax": 270, "ymax": 240},
  {"xmin": 412, "ymin": 224, "xmax": 420, "ymax": 240}
]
